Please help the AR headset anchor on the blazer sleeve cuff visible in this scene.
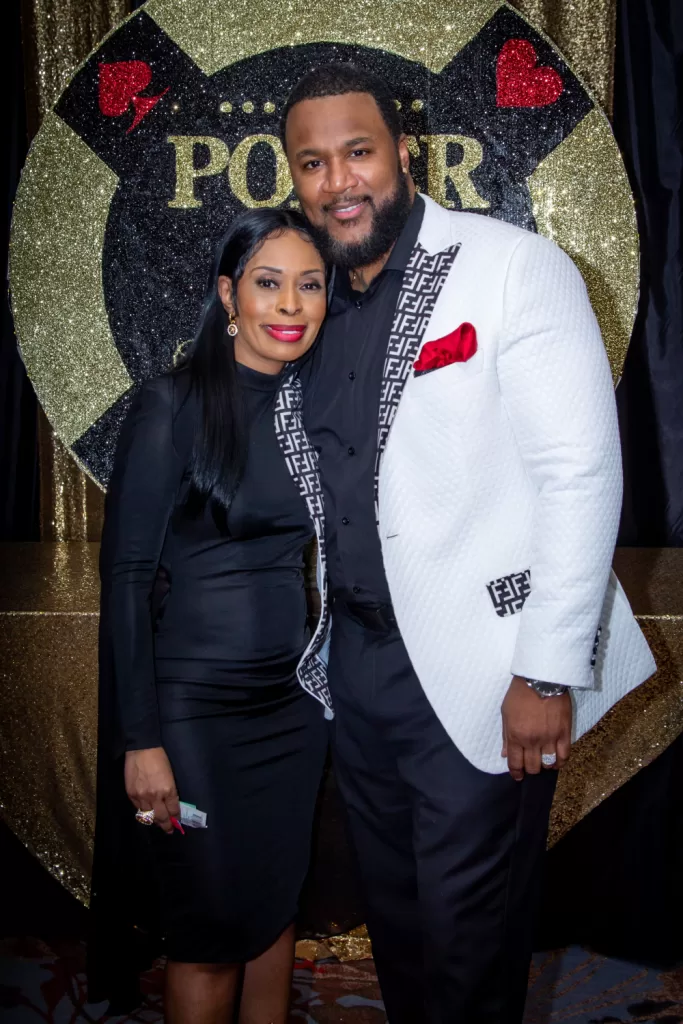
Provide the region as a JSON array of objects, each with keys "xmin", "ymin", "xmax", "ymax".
[{"xmin": 510, "ymin": 652, "xmax": 596, "ymax": 690}]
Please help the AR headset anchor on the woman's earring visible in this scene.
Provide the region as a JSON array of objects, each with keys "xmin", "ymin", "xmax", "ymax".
[{"xmin": 227, "ymin": 311, "xmax": 239, "ymax": 337}]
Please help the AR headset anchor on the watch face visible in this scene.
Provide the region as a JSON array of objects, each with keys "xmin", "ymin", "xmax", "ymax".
[
  {"xmin": 530, "ymin": 681, "xmax": 566, "ymax": 697},
  {"xmin": 10, "ymin": 0, "xmax": 637, "ymax": 488}
]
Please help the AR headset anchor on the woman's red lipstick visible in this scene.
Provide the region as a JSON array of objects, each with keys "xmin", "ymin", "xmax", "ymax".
[{"xmin": 263, "ymin": 324, "xmax": 307, "ymax": 343}]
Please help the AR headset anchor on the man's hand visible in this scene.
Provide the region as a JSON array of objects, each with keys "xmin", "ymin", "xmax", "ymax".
[
  {"xmin": 124, "ymin": 747, "xmax": 180, "ymax": 833},
  {"xmin": 501, "ymin": 676, "xmax": 572, "ymax": 781}
]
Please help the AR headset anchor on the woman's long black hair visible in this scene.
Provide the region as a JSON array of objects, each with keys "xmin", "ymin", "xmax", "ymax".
[{"xmin": 181, "ymin": 207, "xmax": 320, "ymax": 518}]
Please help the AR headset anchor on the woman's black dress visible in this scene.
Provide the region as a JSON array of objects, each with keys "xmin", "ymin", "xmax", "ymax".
[{"xmin": 91, "ymin": 363, "xmax": 327, "ymax": 977}]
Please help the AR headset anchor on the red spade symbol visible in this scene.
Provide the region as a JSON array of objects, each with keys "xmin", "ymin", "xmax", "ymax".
[
  {"xmin": 496, "ymin": 39, "xmax": 563, "ymax": 108},
  {"xmin": 99, "ymin": 61, "xmax": 169, "ymax": 132}
]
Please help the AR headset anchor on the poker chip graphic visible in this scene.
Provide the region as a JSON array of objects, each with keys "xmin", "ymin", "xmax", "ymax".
[{"xmin": 9, "ymin": 0, "xmax": 638, "ymax": 487}]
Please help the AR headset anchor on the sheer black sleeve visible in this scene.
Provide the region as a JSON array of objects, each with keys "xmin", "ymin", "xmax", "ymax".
[{"xmin": 100, "ymin": 375, "xmax": 185, "ymax": 751}]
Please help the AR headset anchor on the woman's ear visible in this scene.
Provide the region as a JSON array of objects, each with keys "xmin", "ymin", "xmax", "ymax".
[{"xmin": 217, "ymin": 275, "xmax": 235, "ymax": 316}]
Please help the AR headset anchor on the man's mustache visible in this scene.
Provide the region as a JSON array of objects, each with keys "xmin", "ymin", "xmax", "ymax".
[{"xmin": 321, "ymin": 195, "xmax": 373, "ymax": 212}]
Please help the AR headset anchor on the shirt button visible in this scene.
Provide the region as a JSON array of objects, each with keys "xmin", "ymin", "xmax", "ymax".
[
  {"xmin": 348, "ymin": 371, "xmax": 356, "ymax": 380},
  {"xmin": 355, "ymin": 300, "xmax": 362, "ymax": 309},
  {"xmin": 352, "ymin": 586, "xmax": 361, "ymax": 594},
  {"xmin": 341, "ymin": 517, "xmax": 350, "ymax": 525},
  {"xmin": 347, "ymin": 446, "xmax": 355, "ymax": 456}
]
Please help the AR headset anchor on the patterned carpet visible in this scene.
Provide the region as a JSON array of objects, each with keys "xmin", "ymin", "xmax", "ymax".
[{"xmin": 1, "ymin": 938, "xmax": 682, "ymax": 1023}]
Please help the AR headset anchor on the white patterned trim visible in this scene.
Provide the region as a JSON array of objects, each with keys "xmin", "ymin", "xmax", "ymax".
[
  {"xmin": 274, "ymin": 374, "xmax": 333, "ymax": 710},
  {"xmin": 375, "ymin": 243, "xmax": 460, "ymax": 517}
]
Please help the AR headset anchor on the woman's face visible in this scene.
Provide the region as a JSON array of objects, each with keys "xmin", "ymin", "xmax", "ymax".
[{"xmin": 218, "ymin": 229, "xmax": 326, "ymax": 374}]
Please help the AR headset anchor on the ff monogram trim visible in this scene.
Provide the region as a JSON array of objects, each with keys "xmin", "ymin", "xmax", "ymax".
[
  {"xmin": 487, "ymin": 569, "xmax": 532, "ymax": 618},
  {"xmin": 273, "ymin": 374, "xmax": 333, "ymax": 711},
  {"xmin": 374, "ymin": 242, "xmax": 460, "ymax": 519}
]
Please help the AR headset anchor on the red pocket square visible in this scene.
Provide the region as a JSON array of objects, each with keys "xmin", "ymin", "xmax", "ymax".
[{"xmin": 414, "ymin": 322, "xmax": 477, "ymax": 375}]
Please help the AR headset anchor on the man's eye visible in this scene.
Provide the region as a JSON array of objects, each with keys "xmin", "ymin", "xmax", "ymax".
[
  {"xmin": 350, "ymin": 149, "xmax": 369, "ymax": 158},
  {"xmin": 303, "ymin": 159, "xmax": 322, "ymax": 170}
]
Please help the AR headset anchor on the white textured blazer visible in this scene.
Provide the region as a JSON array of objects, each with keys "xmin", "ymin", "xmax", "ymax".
[{"xmin": 276, "ymin": 193, "xmax": 656, "ymax": 774}]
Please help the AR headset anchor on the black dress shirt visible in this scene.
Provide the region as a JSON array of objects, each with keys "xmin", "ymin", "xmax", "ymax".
[{"xmin": 303, "ymin": 194, "xmax": 425, "ymax": 605}]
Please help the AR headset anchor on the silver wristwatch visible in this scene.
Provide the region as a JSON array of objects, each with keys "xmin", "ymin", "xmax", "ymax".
[{"xmin": 523, "ymin": 678, "xmax": 568, "ymax": 699}]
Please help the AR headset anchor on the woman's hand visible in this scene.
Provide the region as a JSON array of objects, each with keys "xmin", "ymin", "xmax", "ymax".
[{"xmin": 125, "ymin": 747, "xmax": 180, "ymax": 833}]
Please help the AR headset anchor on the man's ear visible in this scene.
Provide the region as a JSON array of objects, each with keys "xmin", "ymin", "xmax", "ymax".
[
  {"xmin": 217, "ymin": 275, "xmax": 235, "ymax": 315},
  {"xmin": 397, "ymin": 134, "xmax": 411, "ymax": 176}
]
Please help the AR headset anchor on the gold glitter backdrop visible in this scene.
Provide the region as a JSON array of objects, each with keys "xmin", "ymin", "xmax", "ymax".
[
  {"xmin": 20, "ymin": 0, "xmax": 130, "ymax": 133},
  {"xmin": 512, "ymin": 0, "xmax": 616, "ymax": 113},
  {"xmin": 12, "ymin": 0, "xmax": 633, "ymax": 529},
  {"xmin": 20, "ymin": 0, "xmax": 129, "ymax": 540},
  {"xmin": 19, "ymin": 0, "xmax": 616, "ymax": 543}
]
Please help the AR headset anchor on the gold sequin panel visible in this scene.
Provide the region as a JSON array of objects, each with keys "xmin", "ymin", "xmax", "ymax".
[
  {"xmin": 1, "ymin": 545, "xmax": 681, "ymax": 919},
  {"xmin": 20, "ymin": 0, "xmax": 130, "ymax": 540},
  {"xmin": 511, "ymin": 0, "xmax": 616, "ymax": 114}
]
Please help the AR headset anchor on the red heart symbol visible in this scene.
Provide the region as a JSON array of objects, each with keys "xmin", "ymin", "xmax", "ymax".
[{"xmin": 496, "ymin": 39, "xmax": 563, "ymax": 108}]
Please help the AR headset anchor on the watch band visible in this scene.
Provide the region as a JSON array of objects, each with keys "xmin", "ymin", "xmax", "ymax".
[{"xmin": 523, "ymin": 678, "xmax": 568, "ymax": 699}]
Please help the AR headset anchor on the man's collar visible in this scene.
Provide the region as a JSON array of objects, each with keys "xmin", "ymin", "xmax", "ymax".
[
  {"xmin": 415, "ymin": 193, "xmax": 457, "ymax": 255},
  {"xmin": 384, "ymin": 192, "xmax": 425, "ymax": 272}
]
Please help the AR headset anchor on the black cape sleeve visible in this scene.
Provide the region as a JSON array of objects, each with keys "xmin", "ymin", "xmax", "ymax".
[
  {"xmin": 100, "ymin": 374, "xmax": 186, "ymax": 753},
  {"xmin": 88, "ymin": 372, "xmax": 190, "ymax": 1009}
]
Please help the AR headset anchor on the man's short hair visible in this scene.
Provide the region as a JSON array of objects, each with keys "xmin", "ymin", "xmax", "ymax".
[{"xmin": 280, "ymin": 63, "xmax": 403, "ymax": 149}]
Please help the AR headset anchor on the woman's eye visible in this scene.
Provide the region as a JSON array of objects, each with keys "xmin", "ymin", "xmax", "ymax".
[
  {"xmin": 256, "ymin": 277, "xmax": 278, "ymax": 288},
  {"xmin": 301, "ymin": 281, "xmax": 323, "ymax": 291}
]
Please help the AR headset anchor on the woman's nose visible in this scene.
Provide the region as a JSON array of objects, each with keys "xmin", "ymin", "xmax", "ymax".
[{"xmin": 278, "ymin": 285, "xmax": 302, "ymax": 315}]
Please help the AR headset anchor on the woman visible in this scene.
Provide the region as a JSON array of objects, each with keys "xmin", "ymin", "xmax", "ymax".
[{"xmin": 92, "ymin": 209, "xmax": 329, "ymax": 1024}]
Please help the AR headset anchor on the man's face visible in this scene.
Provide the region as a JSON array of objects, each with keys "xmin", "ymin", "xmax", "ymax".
[{"xmin": 285, "ymin": 92, "xmax": 414, "ymax": 268}]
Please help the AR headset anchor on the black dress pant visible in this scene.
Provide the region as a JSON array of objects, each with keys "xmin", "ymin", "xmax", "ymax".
[{"xmin": 329, "ymin": 606, "xmax": 557, "ymax": 1024}]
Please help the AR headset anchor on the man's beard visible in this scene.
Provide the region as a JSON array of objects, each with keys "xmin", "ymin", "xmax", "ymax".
[{"xmin": 304, "ymin": 169, "xmax": 412, "ymax": 270}]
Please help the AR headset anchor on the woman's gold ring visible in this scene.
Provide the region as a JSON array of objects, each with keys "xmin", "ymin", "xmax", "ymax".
[{"xmin": 135, "ymin": 809, "xmax": 155, "ymax": 825}]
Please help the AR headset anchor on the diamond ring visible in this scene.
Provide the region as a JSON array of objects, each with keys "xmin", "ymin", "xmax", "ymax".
[
  {"xmin": 541, "ymin": 753, "xmax": 557, "ymax": 768},
  {"xmin": 135, "ymin": 808, "xmax": 155, "ymax": 825}
]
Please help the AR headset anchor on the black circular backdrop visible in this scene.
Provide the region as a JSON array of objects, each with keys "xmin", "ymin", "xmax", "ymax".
[{"xmin": 31, "ymin": 6, "xmax": 598, "ymax": 483}]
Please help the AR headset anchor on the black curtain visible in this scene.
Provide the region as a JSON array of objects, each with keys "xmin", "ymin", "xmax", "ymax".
[
  {"xmin": 538, "ymin": 0, "xmax": 683, "ymax": 965},
  {"xmin": 615, "ymin": 0, "xmax": 683, "ymax": 546},
  {"xmin": 1, "ymin": 0, "xmax": 39, "ymax": 541},
  {"xmin": 540, "ymin": 734, "xmax": 683, "ymax": 965}
]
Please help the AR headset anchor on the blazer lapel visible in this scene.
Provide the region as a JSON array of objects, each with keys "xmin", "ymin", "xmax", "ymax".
[
  {"xmin": 273, "ymin": 372, "xmax": 333, "ymax": 710},
  {"xmin": 375, "ymin": 241, "xmax": 461, "ymax": 515}
]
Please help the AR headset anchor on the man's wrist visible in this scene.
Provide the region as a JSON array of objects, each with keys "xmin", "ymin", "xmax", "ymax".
[{"xmin": 522, "ymin": 677, "xmax": 568, "ymax": 699}]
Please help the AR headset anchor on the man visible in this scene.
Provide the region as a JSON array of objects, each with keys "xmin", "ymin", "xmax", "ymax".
[{"xmin": 276, "ymin": 63, "xmax": 655, "ymax": 1023}]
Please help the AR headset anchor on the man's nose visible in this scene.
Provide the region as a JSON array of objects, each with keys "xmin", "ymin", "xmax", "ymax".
[{"xmin": 323, "ymin": 156, "xmax": 358, "ymax": 195}]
